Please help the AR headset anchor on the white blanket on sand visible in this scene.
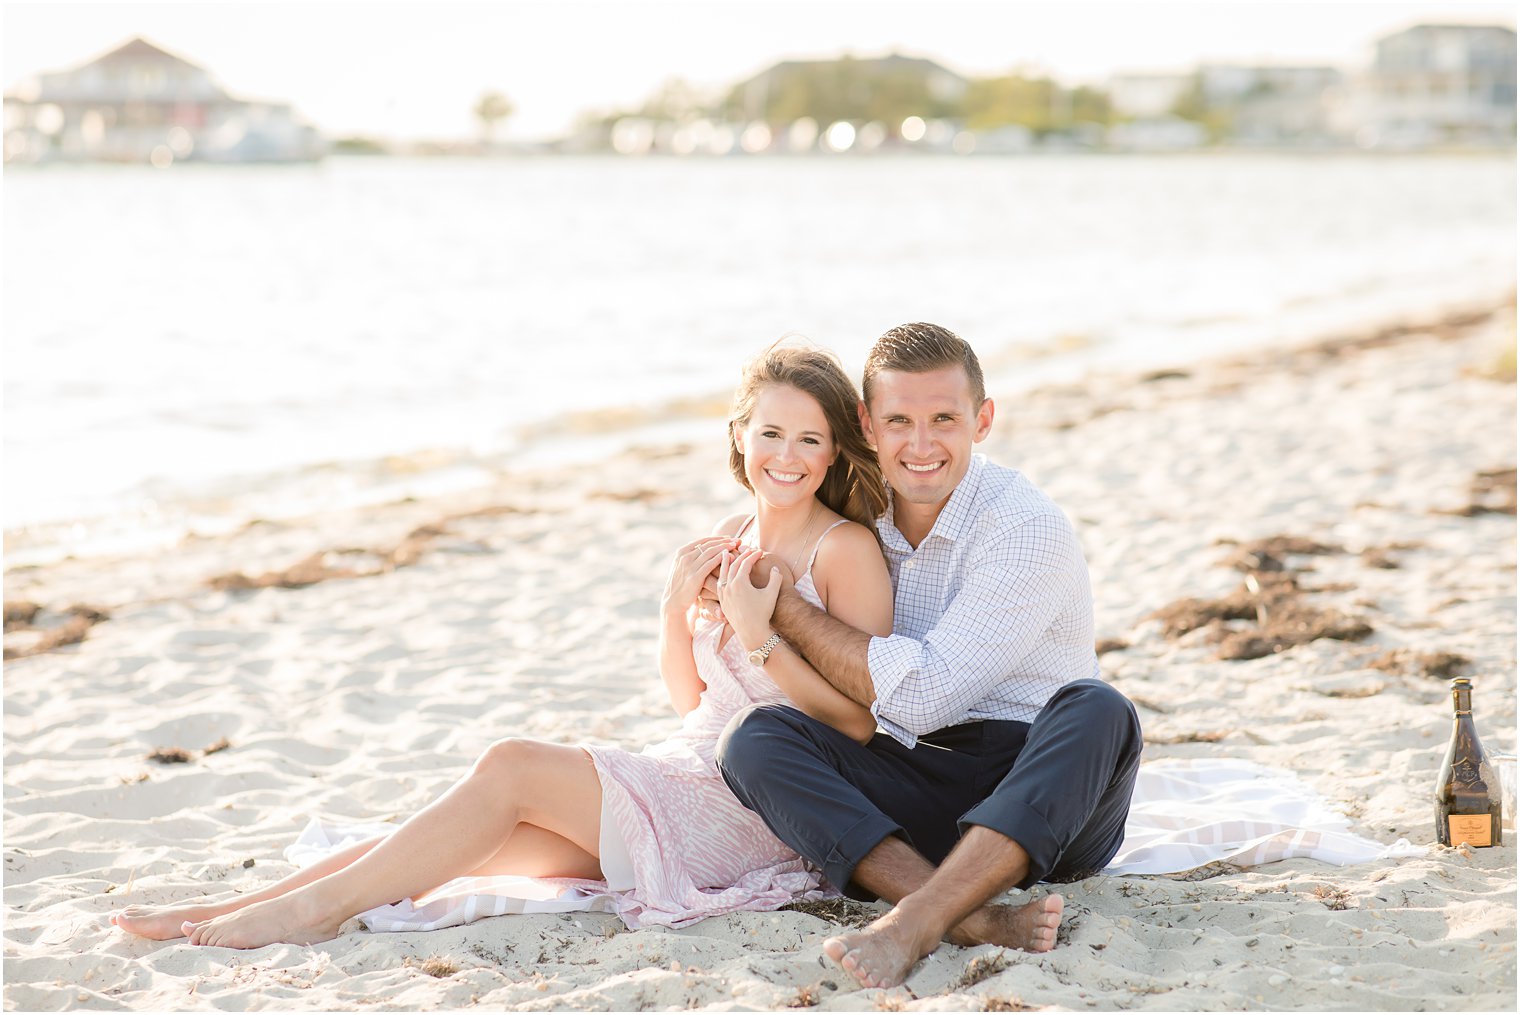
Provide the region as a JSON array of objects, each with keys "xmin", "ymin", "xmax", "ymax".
[{"xmin": 286, "ymin": 758, "xmax": 1426, "ymax": 933}]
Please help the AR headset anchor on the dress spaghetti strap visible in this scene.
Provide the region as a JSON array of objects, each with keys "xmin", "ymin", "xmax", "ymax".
[{"xmin": 802, "ymin": 518, "xmax": 851, "ymax": 576}]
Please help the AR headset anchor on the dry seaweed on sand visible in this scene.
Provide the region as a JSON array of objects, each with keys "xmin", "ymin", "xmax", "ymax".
[
  {"xmin": 1219, "ymin": 535, "xmax": 1343, "ymax": 573},
  {"xmin": 146, "ymin": 747, "xmax": 193, "ymax": 764},
  {"xmin": 1167, "ymin": 861, "xmax": 1247, "ymax": 882},
  {"xmin": 1463, "ymin": 466, "xmax": 1517, "ymax": 515},
  {"xmin": 788, "ymin": 980, "xmax": 839, "ymax": 1008},
  {"xmin": 1366, "ymin": 648, "xmax": 1471, "ymax": 679},
  {"xmin": 403, "ymin": 955, "xmax": 460, "ymax": 978},
  {"xmin": 3, "ymin": 600, "xmax": 42, "ymax": 631},
  {"xmin": 1432, "ymin": 466, "xmax": 1516, "ymax": 516},
  {"xmin": 1311, "ymin": 885, "xmax": 1353, "ymax": 911},
  {"xmin": 3, "ymin": 603, "xmax": 111, "ymax": 660},
  {"xmin": 1148, "ymin": 569, "xmax": 1372, "ymax": 661},
  {"xmin": 208, "ymin": 523, "xmax": 453, "ymax": 592},
  {"xmin": 780, "ymin": 897, "xmax": 880, "ymax": 928},
  {"xmin": 955, "ymin": 951, "xmax": 1012, "ymax": 989}
]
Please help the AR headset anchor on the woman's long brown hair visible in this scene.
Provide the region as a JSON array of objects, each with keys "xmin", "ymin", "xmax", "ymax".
[{"xmin": 728, "ymin": 341, "xmax": 888, "ymax": 530}]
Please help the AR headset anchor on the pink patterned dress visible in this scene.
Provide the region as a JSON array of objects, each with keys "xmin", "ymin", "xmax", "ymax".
[
  {"xmin": 580, "ymin": 520, "xmax": 850, "ymax": 927},
  {"xmin": 290, "ymin": 521, "xmax": 851, "ymax": 933}
]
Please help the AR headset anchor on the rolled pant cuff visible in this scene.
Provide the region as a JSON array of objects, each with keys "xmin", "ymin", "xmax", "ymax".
[
  {"xmin": 959, "ymin": 799, "xmax": 1060, "ymax": 889},
  {"xmin": 824, "ymin": 813, "xmax": 904, "ymax": 901}
]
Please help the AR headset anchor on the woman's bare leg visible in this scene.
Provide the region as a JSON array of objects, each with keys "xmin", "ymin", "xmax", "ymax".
[
  {"xmin": 113, "ymin": 835, "xmax": 386, "ymax": 940},
  {"xmin": 113, "ymin": 817, "xmax": 602, "ymax": 941},
  {"xmin": 463, "ymin": 820, "xmax": 601, "ymax": 879},
  {"xmin": 180, "ymin": 740, "xmax": 603, "ymax": 948}
]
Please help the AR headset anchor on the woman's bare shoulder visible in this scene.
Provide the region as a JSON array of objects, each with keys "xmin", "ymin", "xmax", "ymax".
[
  {"xmin": 811, "ymin": 519, "xmax": 891, "ymax": 632},
  {"xmin": 711, "ymin": 511, "xmax": 751, "ymax": 537},
  {"xmin": 812, "ymin": 519, "xmax": 886, "ymax": 575}
]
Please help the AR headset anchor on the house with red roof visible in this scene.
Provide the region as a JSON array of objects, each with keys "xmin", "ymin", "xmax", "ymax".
[{"xmin": 3, "ymin": 37, "xmax": 325, "ymax": 164}]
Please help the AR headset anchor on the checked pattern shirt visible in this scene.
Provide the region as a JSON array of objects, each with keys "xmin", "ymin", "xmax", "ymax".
[{"xmin": 867, "ymin": 454, "xmax": 1099, "ymax": 748}]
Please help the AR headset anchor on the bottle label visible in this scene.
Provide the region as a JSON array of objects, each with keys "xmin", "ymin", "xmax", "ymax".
[{"xmin": 1448, "ymin": 814, "xmax": 1493, "ymax": 847}]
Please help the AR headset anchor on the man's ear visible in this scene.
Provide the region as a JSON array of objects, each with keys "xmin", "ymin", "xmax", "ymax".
[
  {"xmin": 857, "ymin": 399, "xmax": 876, "ymax": 448},
  {"xmin": 972, "ymin": 398, "xmax": 995, "ymax": 443}
]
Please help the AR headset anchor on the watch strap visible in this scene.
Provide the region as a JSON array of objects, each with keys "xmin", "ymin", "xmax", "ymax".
[{"xmin": 748, "ymin": 632, "xmax": 783, "ymax": 666}]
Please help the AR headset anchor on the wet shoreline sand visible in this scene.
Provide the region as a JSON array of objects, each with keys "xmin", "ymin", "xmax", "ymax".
[{"xmin": 4, "ymin": 302, "xmax": 1516, "ymax": 1010}]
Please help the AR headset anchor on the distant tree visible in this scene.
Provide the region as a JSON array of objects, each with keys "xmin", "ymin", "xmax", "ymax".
[
  {"xmin": 1169, "ymin": 75, "xmax": 1233, "ymax": 141},
  {"xmin": 473, "ymin": 91, "xmax": 515, "ymax": 142},
  {"xmin": 964, "ymin": 74, "xmax": 1059, "ymax": 132},
  {"xmin": 1068, "ymin": 85, "xmax": 1113, "ymax": 126},
  {"xmin": 332, "ymin": 135, "xmax": 390, "ymax": 155},
  {"xmin": 718, "ymin": 56, "xmax": 961, "ymax": 129}
]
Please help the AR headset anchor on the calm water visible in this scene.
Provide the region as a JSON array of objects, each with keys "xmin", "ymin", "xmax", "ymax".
[{"xmin": 4, "ymin": 154, "xmax": 1515, "ymax": 560}]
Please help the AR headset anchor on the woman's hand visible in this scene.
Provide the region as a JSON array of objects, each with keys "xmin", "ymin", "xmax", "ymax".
[
  {"xmin": 662, "ymin": 536, "xmax": 736, "ymax": 616},
  {"xmin": 717, "ymin": 547, "xmax": 790, "ymax": 650}
]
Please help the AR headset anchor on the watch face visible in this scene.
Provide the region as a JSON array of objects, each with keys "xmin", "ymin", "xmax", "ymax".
[{"xmin": 748, "ymin": 649, "xmax": 763, "ymax": 665}]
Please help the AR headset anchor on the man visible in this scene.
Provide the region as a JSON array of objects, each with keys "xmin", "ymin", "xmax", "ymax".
[{"xmin": 714, "ymin": 322, "xmax": 1142, "ymax": 989}]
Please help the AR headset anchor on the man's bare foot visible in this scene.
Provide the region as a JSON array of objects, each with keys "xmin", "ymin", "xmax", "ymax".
[
  {"xmin": 112, "ymin": 901, "xmax": 239, "ymax": 940},
  {"xmin": 948, "ymin": 893, "xmax": 1064, "ymax": 953},
  {"xmin": 181, "ymin": 892, "xmax": 344, "ymax": 949},
  {"xmin": 822, "ymin": 904, "xmax": 941, "ymax": 990},
  {"xmin": 823, "ymin": 894, "xmax": 1064, "ymax": 989}
]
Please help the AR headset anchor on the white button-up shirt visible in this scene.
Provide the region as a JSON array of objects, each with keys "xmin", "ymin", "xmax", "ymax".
[{"xmin": 867, "ymin": 454, "xmax": 1099, "ymax": 748}]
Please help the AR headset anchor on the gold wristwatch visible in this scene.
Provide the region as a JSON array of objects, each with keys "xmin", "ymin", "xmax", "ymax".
[{"xmin": 748, "ymin": 632, "xmax": 783, "ymax": 667}]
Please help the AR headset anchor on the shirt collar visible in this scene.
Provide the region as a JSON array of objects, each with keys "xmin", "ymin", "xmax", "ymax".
[{"xmin": 875, "ymin": 453, "xmax": 987, "ymax": 552}]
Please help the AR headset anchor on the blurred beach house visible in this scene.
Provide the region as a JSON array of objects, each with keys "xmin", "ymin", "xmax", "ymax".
[
  {"xmin": 577, "ymin": 21, "xmax": 1514, "ymax": 156},
  {"xmin": 1355, "ymin": 23, "xmax": 1517, "ymax": 148},
  {"xmin": 4, "ymin": 21, "xmax": 1512, "ymax": 163},
  {"xmin": 2, "ymin": 37, "xmax": 325, "ymax": 165}
]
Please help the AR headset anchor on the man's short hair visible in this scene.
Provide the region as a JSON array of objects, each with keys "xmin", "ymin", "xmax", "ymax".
[{"xmin": 862, "ymin": 322, "xmax": 986, "ymax": 408}]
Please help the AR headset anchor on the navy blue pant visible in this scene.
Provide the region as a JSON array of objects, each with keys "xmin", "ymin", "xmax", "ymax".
[{"xmin": 716, "ymin": 678, "xmax": 1142, "ymax": 899}]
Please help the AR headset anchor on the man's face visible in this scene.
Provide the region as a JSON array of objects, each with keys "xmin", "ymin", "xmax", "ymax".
[{"xmin": 859, "ymin": 365, "xmax": 994, "ymax": 510}]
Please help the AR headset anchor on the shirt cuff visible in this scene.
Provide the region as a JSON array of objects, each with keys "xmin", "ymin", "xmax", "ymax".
[{"xmin": 868, "ymin": 634, "xmax": 921, "ymax": 748}]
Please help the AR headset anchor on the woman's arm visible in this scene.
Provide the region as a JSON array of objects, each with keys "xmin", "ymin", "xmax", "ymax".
[
  {"xmin": 720, "ymin": 524, "xmax": 893, "ymax": 744},
  {"xmin": 658, "ymin": 517, "xmax": 746, "ymax": 716}
]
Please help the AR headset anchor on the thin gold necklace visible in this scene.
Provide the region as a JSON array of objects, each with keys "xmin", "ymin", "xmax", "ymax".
[{"xmin": 750, "ymin": 500, "xmax": 822, "ymax": 573}]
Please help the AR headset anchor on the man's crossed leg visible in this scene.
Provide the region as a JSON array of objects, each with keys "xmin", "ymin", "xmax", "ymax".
[{"xmin": 717, "ymin": 678, "xmax": 1142, "ymax": 988}]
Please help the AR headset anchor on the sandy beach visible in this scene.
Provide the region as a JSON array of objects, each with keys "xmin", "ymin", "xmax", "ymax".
[{"xmin": 4, "ymin": 304, "xmax": 1516, "ymax": 1011}]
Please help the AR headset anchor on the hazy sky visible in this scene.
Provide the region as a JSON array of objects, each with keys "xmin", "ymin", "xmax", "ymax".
[{"xmin": 3, "ymin": 0, "xmax": 1515, "ymax": 139}]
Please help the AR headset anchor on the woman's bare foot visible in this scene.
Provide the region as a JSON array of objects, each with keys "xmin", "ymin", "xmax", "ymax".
[
  {"xmin": 823, "ymin": 893, "xmax": 1064, "ymax": 989},
  {"xmin": 112, "ymin": 901, "xmax": 241, "ymax": 941},
  {"xmin": 182, "ymin": 891, "xmax": 345, "ymax": 949}
]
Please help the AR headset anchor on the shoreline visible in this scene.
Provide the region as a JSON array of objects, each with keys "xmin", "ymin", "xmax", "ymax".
[
  {"xmin": 5, "ymin": 294, "xmax": 1512, "ymax": 608},
  {"xmin": 6, "ymin": 284, "xmax": 1513, "ymax": 573},
  {"xmin": 4, "ymin": 298, "xmax": 1515, "ymax": 1011}
]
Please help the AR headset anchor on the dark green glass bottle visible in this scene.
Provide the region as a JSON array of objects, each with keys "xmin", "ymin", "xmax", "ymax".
[{"xmin": 1434, "ymin": 678, "xmax": 1502, "ymax": 847}]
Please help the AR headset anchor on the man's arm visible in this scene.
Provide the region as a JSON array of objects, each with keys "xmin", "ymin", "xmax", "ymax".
[{"xmin": 771, "ymin": 584, "xmax": 877, "ymax": 707}]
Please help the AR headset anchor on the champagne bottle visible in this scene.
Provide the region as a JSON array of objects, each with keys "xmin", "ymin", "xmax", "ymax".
[{"xmin": 1434, "ymin": 677, "xmax": 1502, "ymax": 847}]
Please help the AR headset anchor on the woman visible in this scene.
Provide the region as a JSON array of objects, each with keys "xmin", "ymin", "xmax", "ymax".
[{"xmin": 112, "ymin": 343, "xmax": 893, "ymax": 948}]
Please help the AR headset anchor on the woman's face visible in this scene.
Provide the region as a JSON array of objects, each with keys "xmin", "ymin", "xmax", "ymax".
[{"xmin": 734, "ymin": 384, "xmax": 837, "ymax": 509}]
